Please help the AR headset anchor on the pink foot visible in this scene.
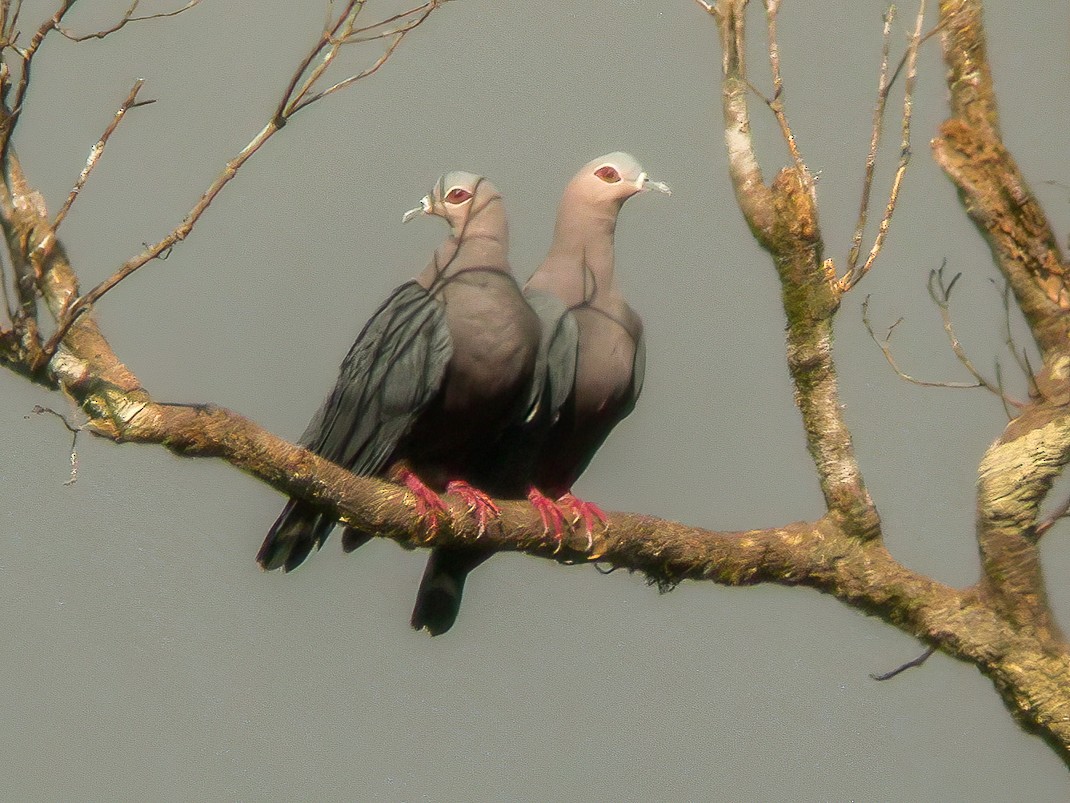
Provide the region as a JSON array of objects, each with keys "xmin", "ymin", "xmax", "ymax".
[
  {"xmin": 527, "ymin": 487, "xmax": 570, "ymax": 550},
  {"xmin": 396, "ymin": 468, "xmax": 450, "ymax": 536},
  {"xmin": 557, "ymin": 492, "xmax": 608, "ymax": 550},
  {"xmin": 446, "ymin": 480, "xmax": 501, "ymax": 537}
]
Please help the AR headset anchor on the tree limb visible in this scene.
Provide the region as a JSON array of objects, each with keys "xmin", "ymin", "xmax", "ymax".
[
  {"xmin": 709, "ymin": 0, "xmax": 880, "ymax": 538},
  {"xmin": 931, "ymin": 0, "xmax": 1070, "ymax": 645}
]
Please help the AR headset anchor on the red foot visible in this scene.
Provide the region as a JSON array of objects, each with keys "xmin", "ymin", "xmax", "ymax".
[
  {"xmin": 527, "ymin": 487, "xmax": 570, "ymax": 549},
  {"xmin": 557, "ymin": 492, "xmax": 608, "ymax": 550},
  {"xmin": 395, "ymin": 468, "xmax": 449, "ymax": 536},
  {"xmin": 446, "ymin": 480, "xmax": 501, "ymax": 537}
]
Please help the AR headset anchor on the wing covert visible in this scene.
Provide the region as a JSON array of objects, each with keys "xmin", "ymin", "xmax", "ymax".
[{"xmin": 300, "ymin": 280, "xmax": 452, "ymax": 476}]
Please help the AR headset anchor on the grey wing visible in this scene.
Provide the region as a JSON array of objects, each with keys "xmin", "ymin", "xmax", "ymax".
[
  {"xmin": 302, "ymin": 280, "xmax": 452, "ymax": 474},
  {"xmin": 522, "ymin": 288, "xmax": 579, "ymax": 425},
  {"xmin": 257, "ymin": 281, "xmax": 451, "ymax": 572},
  {"xmin": 628, "ymin": 328, "xmax": 646, "ymax": 406}
]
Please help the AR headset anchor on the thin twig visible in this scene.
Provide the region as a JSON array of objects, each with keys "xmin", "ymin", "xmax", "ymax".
[
  {"xmin": 55, "ymin": 0, "xmax": 202, "ymax": 42},
  {"xmin": 993, "ymin": 361, "xmax": 1015, "ymax": 421},
  {"xmin": 28, "ymin": 403, "xmax": 80, "ymax": 484},
  {"xmin": 0, "ymin": 247, "xmax": 13, "ymax": 322},
  {"xmin": 9, "ymin": 0, "xmax": 77, "ymax": 119},
  {"xmin": 927, "ymin": 264, "xmax": 1024, "ymax": 407},
  {"xmin": 1, "ymin": 0, "xmax": 24, "ymax": 46},
  {"xmin": 278, "ymin": 0, "xmax": 362, "ymax": 116},
  {"xmin": 1035, "ymin": 495, "xmax": 1070, "ymax": 538},
  {"xmin": 40, "ymin": 119, "xmax": 278, "ymax": 358},
  {"xmin": 862, "ymin": 295, "xmax": 983, "ymax": 389},
  {"xmin": 763, "ymin": 0, "xmax": 807, "ymax": 178},
  {"xmin": 286, "ymin": 2, "xmax": 439, "ymax": 115},
  {"xmin": 840, "ymin": 0, "xmax": 926, "ymax": 292},
  {"xmin": 847, "ymin": 6, "xmax": 896, "ymax": 273},
  {"xmin": 299, "ymin": 25, "xmax": 420, "ymax": 110},
  {"xmin": 870, "ymin": 646, "xmax": 936, "ymax": 680},
  {"xmin": 994, "ymin": 277, "xmax": 1040, "ymax": 398},
  {"xmin": 50, "ymin": 79, "xmax": 153, "ymax": 233}
]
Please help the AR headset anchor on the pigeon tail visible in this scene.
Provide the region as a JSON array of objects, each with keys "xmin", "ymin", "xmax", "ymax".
[
  {"xmin": 257, "ymin": 499, "xmax": 331, "ymax": 572},
  {"xmin": 410, "ymin": 547, "xmax": 493, "ymax": 635}
]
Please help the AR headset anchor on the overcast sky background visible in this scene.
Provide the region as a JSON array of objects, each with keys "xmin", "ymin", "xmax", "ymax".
[{"xmin": 2, "ymin": 1, "xmax": 1069, "ymax": 798}]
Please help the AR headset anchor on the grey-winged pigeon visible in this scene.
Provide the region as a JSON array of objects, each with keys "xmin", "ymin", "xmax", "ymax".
[
  {"xmin": 525, "ymin": 152, "xmax": 669, "ymax": 526},
  {"xmin": 257, "ymin": 172, "xmax": 540, "ymax": 573},
  {"xmin": 410, "ymin": 152, "xmax": 669, "ymax": 635}
]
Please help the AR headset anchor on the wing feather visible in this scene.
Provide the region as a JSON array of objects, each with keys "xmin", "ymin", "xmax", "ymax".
[{"xmin": 258, "ymin": 281, "xmax": 452, "ymax": 571}]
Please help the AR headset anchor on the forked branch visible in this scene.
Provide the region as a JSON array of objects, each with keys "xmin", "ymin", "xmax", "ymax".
[
  {"xmin": 840, "ymin": 1, "xmax": 926, "ymax": 291},
  {"xmin": 35, "ymin": 0, "xmax": 442, "ymax": 367}
]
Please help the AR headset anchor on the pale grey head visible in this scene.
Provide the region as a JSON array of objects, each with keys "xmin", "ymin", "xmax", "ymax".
[
  {"xmin": 561, "ymin": 151, "xmax": 671, "ymax": 209},
  {"xmin": 402, "ymin": 170, "xmax": 505, "ymax": 237}
]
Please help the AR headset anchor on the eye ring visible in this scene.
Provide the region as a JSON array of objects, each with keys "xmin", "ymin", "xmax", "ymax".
[
  {"xmin": 445, "ymin": 187, "xmax": 473, "ymax": 204},
  {"xmin": 594, "ymin": 165, "xmax": 621, "ymax": 183}
]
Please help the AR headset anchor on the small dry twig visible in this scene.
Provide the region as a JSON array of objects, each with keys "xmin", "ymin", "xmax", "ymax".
[
  {"xmin": 49, "ymin": 79, "xmax": 153, "ymax": 233},
  {"xmin": 28, "ymin": 403, "xmax": 81, "ymax": 484},
  {"xmin": 763, "ymin": 0, "xmax": 806, "ymax": 177},
  {"xmin": 870, "ymin": 645, "xmax": 936, "ymax": 681},
  {"xmin": 7, "ymin": 0, "xmax": 76, "ymax": 125},
  {"xmin": 862, "ymin": 295, "xmax": 982, "ymax": 389},
  {"xmin": 846, "ymin": 6, "xmax": 897, "ymax": 274},
  {"xmin": 55, "ymin": 0, "xmax": 201, "ymax": 42},
  {"xmin": 1035, "ymin": 495, "xmax": 1070, "ymax": 538},
  {"xmin": 993, "ymin": 277, "xmax": 1040, "ymax": 398},
  {"xmin": 927, "ymin": 262, "xmax": 1024, "ymax": 407},
  {"xmin": 840, "ymin": 0, "xmax": 926, "ymax": 292}
]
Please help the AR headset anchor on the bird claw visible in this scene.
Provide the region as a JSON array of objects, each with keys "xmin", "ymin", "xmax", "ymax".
[
  {"xmin": 446, "ymin": 480, "xmax": 501, "ymax": 538},
  {"xmin": 526, "ymin": 487, "xmax": 571, "ymax": 553},
  {"xmin": 398, "ymin": 469, "xmax": 450, "ymax": 539},
  {"xmin": 556, "ymin": 492, "xmax": 608, "ymax": 552}
]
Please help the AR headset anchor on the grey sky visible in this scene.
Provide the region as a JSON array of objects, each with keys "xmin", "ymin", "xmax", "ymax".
[{"xmin": 3, "ymin": 1, "xmax": 1069, "ymax": 798}]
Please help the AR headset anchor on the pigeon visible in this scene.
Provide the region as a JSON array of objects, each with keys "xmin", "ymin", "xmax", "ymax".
[
  {"xmin": 524, "ymin": 152, "xmax": 669, "ymax": 530},
  {"xmin": 409, "ymin": 153, "xmax": 669, "ymax": 634},
  {"xmin": 257, "ymin": 171, "xmax": 540, "ymax": 573}
]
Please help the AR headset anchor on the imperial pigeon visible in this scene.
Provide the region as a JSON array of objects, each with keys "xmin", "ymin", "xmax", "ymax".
[
  {"xmin": 408, "ymin": 280, "xmax": 579, "ymax": 635},
  {"xmin": 409, "ymin": 152, "xmax": 668, "ymax": 635},
  {"xmin": 524, "ymin": 152, "xmax": 669, "ymax": 530},
  {"xmin": 257, "ymin": 171, "xmax": 540, "ymax": 572}
]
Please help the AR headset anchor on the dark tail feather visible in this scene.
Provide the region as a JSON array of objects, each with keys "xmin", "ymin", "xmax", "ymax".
[
  {"xmin": 257, "ymin": 499, "xmax": 331, "ymax": 572},
  {"xmin": 341, "ymin": 527, "xmax": 374, "ymax": 553},
  {"xmin": 410, "ymin": 547, "xmax": 494, "ymax": 636}
]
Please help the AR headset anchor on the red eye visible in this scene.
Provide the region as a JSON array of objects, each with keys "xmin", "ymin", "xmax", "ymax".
[
  {"xmin": 594, "ymin": 165, "xmax": 621, "ymax": 183},
  {"xmin": 445, "ymin": 187, "xmax": 473, "ymax": 204}
]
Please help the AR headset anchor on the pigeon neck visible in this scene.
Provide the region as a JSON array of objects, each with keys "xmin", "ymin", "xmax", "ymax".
[
  {"xmin": 419, "ymin": 198, "xmax": 510, "ymax": 288},
  {"xmin": 530, "ymin": 198, "xmax": 621, "ymax": 306}
]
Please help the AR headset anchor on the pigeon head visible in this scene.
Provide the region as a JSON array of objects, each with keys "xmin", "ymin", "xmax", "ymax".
[
  {"xmin": 565, "ymin": 152, "xmax": 671, "ymax": 210},
  {"xmin": 403, "ymin": 171, "xmax": 503, "ymax": 238}
]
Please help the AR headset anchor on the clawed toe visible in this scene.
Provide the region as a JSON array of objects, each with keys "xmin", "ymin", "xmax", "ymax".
[{"xmin": 446, "ymin": 480, "xmax": 501, "ymax": 537}]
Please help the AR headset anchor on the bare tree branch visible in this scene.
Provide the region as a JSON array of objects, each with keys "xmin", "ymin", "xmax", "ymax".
[
  {"xmin": 50, "ymin": 79, "xmax": 152, "ymax": 233},
  {"xmin": 870, "ymin": 645, "xmax": 937, "ymax": 681},
  {"xmin": 840, "ymin": 0, "xmax": 925, "ymax": 291},
  {"xmin": 861, "ymin": 295, "xmax": 984, "ymax": 390},
  {"xmin": 926, "ymin": 262, "xmax": 1024, "ymax": 406},
  {"xmin": 55, "ymin": 0, "xmax": 202, "ymax": 42},
  {"xmin": 762, "ymin": 0, "xmax": 806, "ymax": 178},
  {"xmin": 930, "ymin": 0, "xmax": 1070, "ymax": 644},
  {"xmin": 4, "ymin": 0, "xmax": 1070, "ymax": 770},
  {"xmin": 846, "ymin": 6, "xmax": 896, "ymax": 276},
  {"xmin": 709, "ymin": 0, "xmax": 879, "ymax": 538},
  {"xmin": 932, "ymin": 0, "xmax": 1070, "ymax": 361},
  {"xmin": 35, "ymin": 0, "xmax": 443, "ymax": 367},
  {"xmin": 1035, "ymin": 493, "xmax": 1070, "ymax": 538}
]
